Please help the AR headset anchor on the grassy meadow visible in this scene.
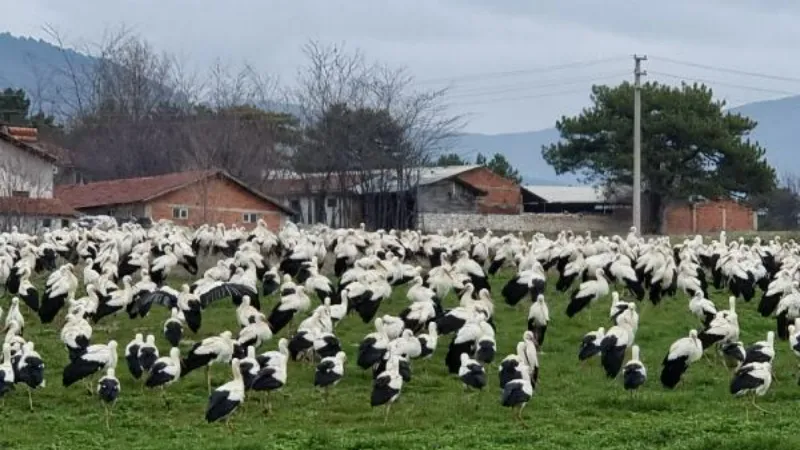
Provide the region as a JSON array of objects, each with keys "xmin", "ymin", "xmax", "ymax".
[{"xmin": 0, "ymin": 269, "xmax": 797, "ymax": 450}]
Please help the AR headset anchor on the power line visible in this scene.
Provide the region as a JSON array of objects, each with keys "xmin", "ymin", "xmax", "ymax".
[
  {"xmin": 449, "ymin": 86, "xmax": 594, "ymax": 107},
  {"xmin": 448, "ymin": 73, "xmax": 629, "ymax": 107},
  {"xmin": 651, "ymin": 56, "xmax": 800, "ymax": 84},
  {"xmin": 444, "ymin": 71, "xmax": 630, "ymax": 99},
  {"xmin": 415, "ymin": 56, "xmax": 629, "ymax": 85},
  {"xmin": 649, "ymin": 70, "xmax": 799, "ymax": 96}
]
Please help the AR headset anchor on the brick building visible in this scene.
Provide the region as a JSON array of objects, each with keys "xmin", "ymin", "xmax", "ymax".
[
  {"xmin": 664, "ymin": 199, "xmax": 757, "ymax": 234},
  {"xmin": 56, "ymin": 170, "xmax": 294, "ymax": 230},
  {"xmin": 456, "ymin": 166, "xmax": 522, "ymax": 214}
]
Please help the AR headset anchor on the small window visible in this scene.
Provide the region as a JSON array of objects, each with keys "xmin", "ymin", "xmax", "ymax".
[
  {"xmin": 11, "ymin": 190, "xmax": 29, "ymax": 198},
  {"xmin": 290, "ymin": 200, "xmax": 301, "ymax": 211},
  {"xmin": 243, "ymin": 213, "xmax": 259, "ymax": 223},
  {"xmin": 61, "ymin": 219, "xmax": 70, "ymax": 228},
  {"xmin": 41, "ymin": 218, "xmax": 52, "ymax": 228},
  {"xmin": 327, "ymin": 198, "xmax": 337, "ymax": 208},
  {"xmin": 172, "ymin": 207, "xmax": 189, "ymax": 219}
]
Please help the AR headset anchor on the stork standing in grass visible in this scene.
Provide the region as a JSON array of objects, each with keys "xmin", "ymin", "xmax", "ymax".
[
  {"xmin": 62, "ymin": 340, "xmax": 118, "ymax": 393},
  {"xmin": 501, "ymin": 362, "xmax": 533, "ymax": 426},
  {"xmin": 97, "ymin": 368, "xmax": 120, "ymax": 430},
  {"xmin": 314, "ymin": 351, "xmax": 346, "ymax": 402},
  {"xmin": 730, "ymin": 361, "xmax": 773, "ymax": 416},
  {"xmin": 567, "ymin": 269, "xmax": 609, "ymax": 318},
  {"xmin": 527, "ymin": 294, "xmax": 549, "ymax": 349},
  {"xmin": 205, "ymin": 359, "xmax": 245, "ymax": 428},
  {"xmin": 661, "ymin": 330, "xmax": 703, "ymax": 389},
  {"xmin": 182, "ymin": 331, "xmax": 235, "ymax": 394},
  {"xmin": 14, "ymin": 341, "xmax": 46, "ymax": 410},
  {"xmin": 622, "ymin": 345, "xmax": 646, "ymax": 393},
  {"xmin": 371, "ymin": 353, "xmax": 403, "ymax": 424},
  {"xmin": 146, "ymin": 347, "xmax": 182, "ymax": 409}
]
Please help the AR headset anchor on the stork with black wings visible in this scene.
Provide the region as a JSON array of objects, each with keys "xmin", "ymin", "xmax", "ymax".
[
  {"xmin": 194, "ymin": 276, "xmax": 259, "ymax": 310},
  {"xmin": 137, "ymin": 284, "xmax": 204, "ymax": 333},
  {"xmin": 128, "ymin": 270, "xmax": 158, "ymax": 318},
  {"xmin": 262, "ymin": 266, "xmax": 280, "ymax": 297},
  {"xmin": 149, "ymin": 246, "xmax": 178, "ymax": 286},
  {"xmin": 118, "ymin": 250, "xmax": 149, "ymax": 279},
  {"xmin": 279, "ymin": 240, "xmax": 315, "ymax": 278}
]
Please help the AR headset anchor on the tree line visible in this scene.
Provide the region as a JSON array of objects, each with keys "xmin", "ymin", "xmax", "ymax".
[
  {"xmin": 1, "ymin": 26, "xmax": 787, "ymax": 232},
  {"xmin": 1, "ymin": 29, "xmax": 470, "ymax": 229}
]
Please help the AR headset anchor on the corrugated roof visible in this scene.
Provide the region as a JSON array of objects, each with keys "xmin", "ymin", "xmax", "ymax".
[
  {"xmin": 356, "ymin": 166, "xmax": 485, "ymax": 194},
  {"xmin": 522, "ymin": 185, "xmax": 608, "ymax": 203},
  {"xmin": 56, "ymin": 170, "xmax": 295, "ymax": 215},
  {"xmin": 413, "ymin": 165, "xmax": 479, "ymax": 186},
  {"xmin": 266, "ymin": 166, "xmax": 484, "ymax": 195}
]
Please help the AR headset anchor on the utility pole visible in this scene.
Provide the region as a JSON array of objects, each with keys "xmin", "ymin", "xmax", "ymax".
[{"xmin": 632, "ymin": 54, "xmax": 647, "ymax": 232}]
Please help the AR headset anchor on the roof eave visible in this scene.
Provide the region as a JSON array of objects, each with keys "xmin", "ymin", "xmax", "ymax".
[
  {"xmin": 0, "ymin": 131, "xmax": 58, "ymax": 163},
  {"xmin": 140, "ymin": 170, "xmax": 297, "ymax": 216},
  {"xmin": 218, "ymin": 171, "xmax": 297, "ymax": 216}
]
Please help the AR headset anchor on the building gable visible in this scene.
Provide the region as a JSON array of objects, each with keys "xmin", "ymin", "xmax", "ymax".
[
  {"xmin": 456, "ymin": 166, "xmax": 521, "ymax": 214},
  {"xmin": 0, "ymin": 138, "xmax": 56, "ymax": 198},
  {"xmin": 148, "ymin": 176, "xmax": 288, "ymax": 230}
]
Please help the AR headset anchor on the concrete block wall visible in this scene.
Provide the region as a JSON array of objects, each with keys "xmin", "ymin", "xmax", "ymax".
[{"xmin": 418, "ymin": 212, "xmax": 623, "ymax": 234}]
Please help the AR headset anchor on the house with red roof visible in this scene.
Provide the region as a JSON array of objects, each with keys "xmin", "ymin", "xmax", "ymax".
[
  {"xmin": 56, "ymin": 169, "xmax": 295, "ymax": 230},
  {"xmin": 0, "ymin": 125, "xmax": 78, "ymax": 232}
]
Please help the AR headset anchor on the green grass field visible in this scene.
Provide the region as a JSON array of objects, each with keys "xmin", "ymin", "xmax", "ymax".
[{"xmin": 0, "ymin": 271, "xmax": 797, "ymax": 450}]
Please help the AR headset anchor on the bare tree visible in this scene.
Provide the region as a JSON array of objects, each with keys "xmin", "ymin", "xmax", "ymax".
[
  {"xmin": 178, "ymin": 61, "xmax": 292, "ymax": 187},
  {"xmin": 290, "ymin": 41, "xmax": 463, "ymax": 229},
  {"xmin": 36, "ymin": 26, "xmax": 293, "ymax": 186},
  {"xmin": 25, "ymin": 29, "xmax": 461, "ymax": 231}
]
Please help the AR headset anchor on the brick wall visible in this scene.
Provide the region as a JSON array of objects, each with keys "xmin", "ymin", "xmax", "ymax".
[
  {"xmin": 664, "ymin": 200, "xmax": 756, "ymax": 234},
  {"xmin": 148, "ymin": 177, "xmax": 287, "ymax": 230},
  {"xmin": 418, "ymin": 212, "xmax": 624, "ymax": 234},
  {"xmin": 457, "ymin": 167, "xmax": 521, "ymax": 214}
]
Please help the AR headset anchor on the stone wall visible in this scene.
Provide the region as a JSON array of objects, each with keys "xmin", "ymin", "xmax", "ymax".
[{"xmin": 418, "ymin": 212, "xmax": 625, "ymax": 234}]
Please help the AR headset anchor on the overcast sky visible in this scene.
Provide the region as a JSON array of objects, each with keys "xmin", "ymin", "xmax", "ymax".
[{"xmin": 2, "ymin": 0, "xmax": 800, "ymax": 133}]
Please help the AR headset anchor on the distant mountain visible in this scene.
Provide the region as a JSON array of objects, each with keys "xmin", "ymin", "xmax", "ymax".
[
  {"xmin": 453, "ymin": 96, "xmax": 800, "ymax": 186},
  {"xmin": 0, "ymin": 32, "xmax": 95, "ymax": 110},
  {"xmin": 730, "ymin": 97, "xmax": 800, "ymax": 179},
  {"xmin": 2, "ymin": 32, "xmax": 798, "ymax": 183},
  {"xmin": 451, "ymin": 128, "xmax": 575, "ymax": 185}
]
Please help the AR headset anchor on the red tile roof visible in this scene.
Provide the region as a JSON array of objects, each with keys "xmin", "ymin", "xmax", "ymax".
[
  {"xmin": 0, "ymin": 197, "xmax": 78, "ymax": 217},
  {"xmin": 56, "ymin": 170, "xmax": 295, "ymax": 215}
]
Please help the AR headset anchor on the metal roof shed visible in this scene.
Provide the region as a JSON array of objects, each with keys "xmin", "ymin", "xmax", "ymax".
[{"xmin": 521, "ymin": 185, "xmax": 622, "ymax": 213}]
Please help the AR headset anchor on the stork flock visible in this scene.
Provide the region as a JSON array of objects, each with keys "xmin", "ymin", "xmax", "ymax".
[{"xmin": 0, "ymin": 220, "xmax": 796, "ymax": 430}]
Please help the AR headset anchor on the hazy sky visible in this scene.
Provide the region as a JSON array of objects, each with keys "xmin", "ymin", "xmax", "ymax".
[{"xmin": 3, "ymin": 0, "xmax": 800, "ymax": 133}]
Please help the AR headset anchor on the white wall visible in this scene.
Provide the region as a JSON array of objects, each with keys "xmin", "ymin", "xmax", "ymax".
[{"xmin": 0, "ymin": 140, "xmax": 55, "ymax": 198}]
